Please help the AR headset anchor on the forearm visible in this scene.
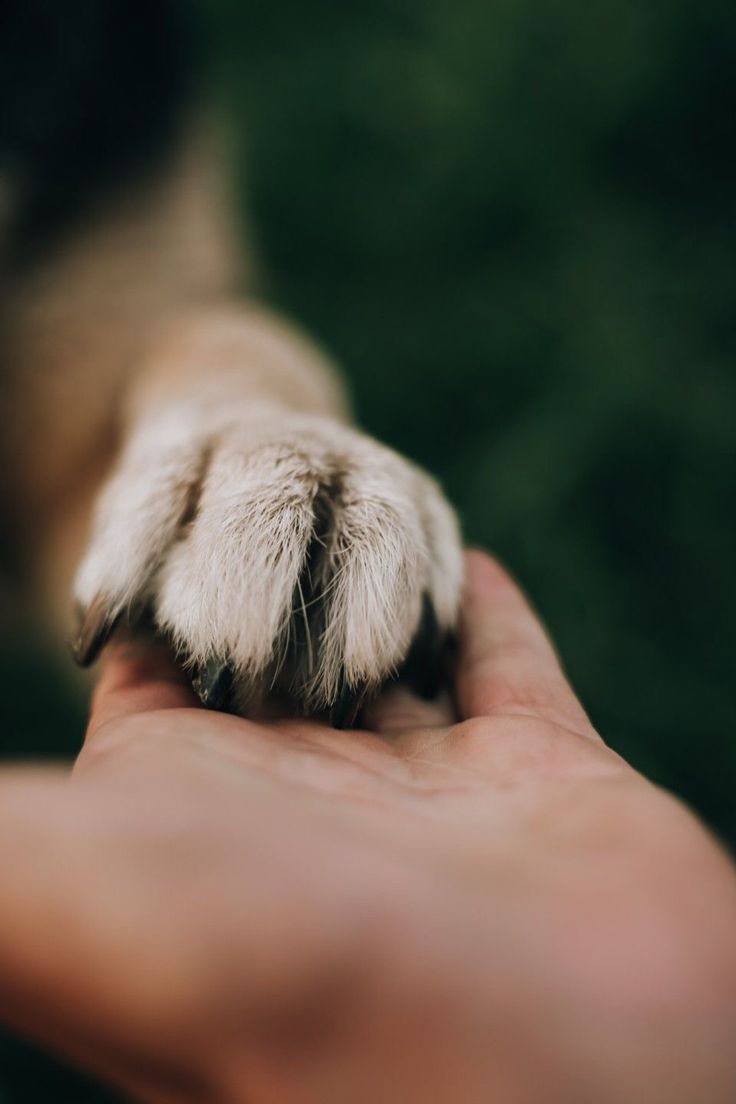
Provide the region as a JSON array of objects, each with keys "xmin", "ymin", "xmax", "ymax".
[
  {"xmin": 126, "ymin": 301, "xmax": 350, "ymax": 428},
  {"xmin": 23, "ymin": 297, "xmax": 351, "ymax": 633}
]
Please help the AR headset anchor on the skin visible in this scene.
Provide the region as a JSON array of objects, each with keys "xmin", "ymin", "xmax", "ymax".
[{"xmin": 0, "ymin": 551, "xmax": 734, "ymax": 1103}]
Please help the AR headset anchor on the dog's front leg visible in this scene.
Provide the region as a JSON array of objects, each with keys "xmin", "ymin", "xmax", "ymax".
[{"xmin": 72, "ymin": 304, "xmax": 462, "ymax": 715}]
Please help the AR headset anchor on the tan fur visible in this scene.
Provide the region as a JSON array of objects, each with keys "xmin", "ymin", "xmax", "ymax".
[{"xmin": 3, "ymin": 122, "xmax": 462, "ymax": 708}]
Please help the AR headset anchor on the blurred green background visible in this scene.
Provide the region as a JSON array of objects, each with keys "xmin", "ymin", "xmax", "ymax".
[
  {"xmin": 1, "ymin": 0, "xmax": 735, "ymax": 1097},
  {"xmin": 213, "ymin": 0, "xmax": 736, "ymax": 846}
]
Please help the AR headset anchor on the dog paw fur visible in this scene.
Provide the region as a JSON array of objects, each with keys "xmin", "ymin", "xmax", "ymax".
[{"xmin": 72, "ymin": 402, "xmax": 462, "ymax": 716}]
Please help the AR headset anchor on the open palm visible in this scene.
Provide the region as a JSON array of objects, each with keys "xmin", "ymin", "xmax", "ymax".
[{"xmin": 0, "ymin": 552, "xmax": 735, "ymax": 1104}]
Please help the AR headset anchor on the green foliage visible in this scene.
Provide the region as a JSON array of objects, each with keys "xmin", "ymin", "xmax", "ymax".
[{"xmin": 208, "ymin": 0, "xmax": 736, "ymax": 843}]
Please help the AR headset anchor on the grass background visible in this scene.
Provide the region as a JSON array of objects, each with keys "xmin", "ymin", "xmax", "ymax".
[{"xmin": 1, "ymin": 0, "xmax": 735, "ymax": 1097}]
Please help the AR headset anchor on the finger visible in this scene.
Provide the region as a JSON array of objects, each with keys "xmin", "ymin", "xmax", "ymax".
[
  {"xmin": 364, "ymin": 684, "xmax": 455, "ymax": 736},
  {"xmin": 86, "ymin": 636, "xmax": 200, "ymax": 743},
  {"xmin": 456, "ymin": 551, "xmax": 596, "ymax": 738}
]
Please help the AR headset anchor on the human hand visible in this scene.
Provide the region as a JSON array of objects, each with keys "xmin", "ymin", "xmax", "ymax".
[{"xmin": 1, "ymin": 552, "xmax": 735, "ymax": 1103}]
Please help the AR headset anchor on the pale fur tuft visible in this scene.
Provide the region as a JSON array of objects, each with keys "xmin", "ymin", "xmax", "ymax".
[{"xmin": 74, "ymin": 401, "xmax": 463, "ymax": 710}]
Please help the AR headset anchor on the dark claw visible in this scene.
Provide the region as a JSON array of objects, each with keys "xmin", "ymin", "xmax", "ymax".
[
  {"xmin": 400, "ymin": 592, "xmax": 447, "ymax": 700},
  {"xmin": 192, "ymin": 656, "xmax": 234, "ymax": 711},
  {"xmin": 401, "ymin": 592, "xmax": 443, "ymax": 699},
  {"xmin": 330, "ymin": 677, "xmax": 365, "ymax": 730},
  {"xmin": 70, "ymin": 596, "xmax": 120, "ymax": 667}
]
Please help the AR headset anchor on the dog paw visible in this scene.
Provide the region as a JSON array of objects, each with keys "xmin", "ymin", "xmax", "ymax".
[{"xmin": 72, "ymin": 403, "xmax": 462, "ymax": 717}]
